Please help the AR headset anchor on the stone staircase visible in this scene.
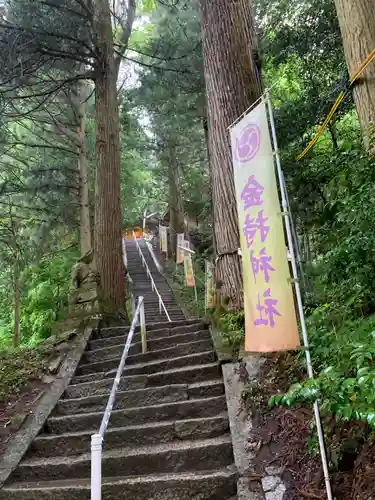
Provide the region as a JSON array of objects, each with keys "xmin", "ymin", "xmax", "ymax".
[
  {"xmin": 0, "ymin": 239, "xmax": 238, "ymax": 499},
  {"xmin": 125, "ymin": 238, "xmax": 186, "ymax": 323}
]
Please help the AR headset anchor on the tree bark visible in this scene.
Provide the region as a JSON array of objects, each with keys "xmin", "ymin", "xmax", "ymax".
[
  {"xmin": 13, "ymin": 280, "xmax": 20, "ymax": 348},
  {"xmin": 77, "ymin": 82, "xmax": 92, "ymax": 256},
  {"xmin": 334, "ymin": 0, "xmax": 375, "ymax": 143},
  {"xmin": 12, "ymin": 237, "xmax": 20, "ymax": 347},
  {"xmin": 93, "ymin": 0, "xmax": 125, "ymax": 311},
  {"xmin": 167, "ymin": 140, "xmax": 184, "ymax": 258},
  {"xmin": 328, "ymin": 122, "xmax": 338, "ymax": 149},
  {"xmin": 200, "ymin": 0, "xmax": 262, "ymax": 309}
]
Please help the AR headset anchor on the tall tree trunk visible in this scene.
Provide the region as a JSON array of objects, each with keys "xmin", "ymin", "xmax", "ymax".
[
  {"xmin": 77, "ymin": 82, "xmax": 92, "ymax": 256},
  {"xmin": 334, "ymin": 0, "xmax": 375, "ymax": 143},
  {"xmin": 13, "ymin": 279, "xmax": 20, "ymax": 348},
  {"xmin": 200, "ymin": 64, "xmax": 217, "ymax": 255},
  {"xmin": 328, "ymin": 122, "xmax": 338, "ymax": 149},
  {"xmin": 167, "ymin": 140, "xmax": 184, "ymax": 258},
  {"xmin": 12, "ymin": 237, "xmax": 20, "ymax": 347},
  {"xmin": 202, "ymin": 80, "xmax": 217, "ymax": 255},
  {"xmin": 93, "ymin": 0, "xmax": 125, "ymax": 311},
  {"xmin": 200, "ymin": 0, "xmax": 262, "ymax": 309}
]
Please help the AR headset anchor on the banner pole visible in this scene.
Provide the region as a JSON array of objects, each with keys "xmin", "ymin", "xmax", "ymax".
[
  {"xmin": 280, "ymin": 170, "xmax": 311, "ymax": 297},
  {"xmin": 204, "ymin": 260, "xmax": 207, "ymax": 313},
  {"xmin": 265, "ymin": 90, "xmax": 333, "ymax": 500}
]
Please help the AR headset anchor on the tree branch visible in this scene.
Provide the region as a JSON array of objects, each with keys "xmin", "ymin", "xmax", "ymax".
[{"xmin": 114, "ymin": 0, "xmax": 136, "ymax": 76}]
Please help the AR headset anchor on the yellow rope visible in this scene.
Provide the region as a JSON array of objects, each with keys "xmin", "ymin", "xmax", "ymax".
[{"xmin": 296, "ymin": 47, "xmax": 375, "ymax": 161}]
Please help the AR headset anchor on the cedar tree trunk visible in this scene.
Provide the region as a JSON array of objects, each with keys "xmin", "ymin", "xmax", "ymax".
[
  {"xmin": 334, "ymin": 0, "xmax": 375, "ymax": 144},
  {"xmin": 200, "ymin": 0, "xmax": 262, "ymax": 308}
]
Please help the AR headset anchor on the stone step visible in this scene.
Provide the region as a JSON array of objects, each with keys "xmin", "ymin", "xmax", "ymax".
[
  {"xmin": 132, "ymin": 279, "xmax": 169, "ymax": 284},
  {"xmin": 144, "ymin": 309, "xmax": 182, "ymax": 317},
  {"xmin": 84, "ymin": 330, "xmax": 211, "ymax": 363},
  {"xmin": 134, "ymin": 288, "xmax": 172, "ymax": 294},
  {"xmin": 143, "ymin": 309, "xmax": 174, "ymax": 316},
  {"xmin": 143, "ymin": 304, "xmax": 178, "ymax": 309},
  {"xmin": 139, "ymin": 296, "xmax": 176, "ymax": 304},
  {"xmin": 27, "ymin": 415, "xmax": 229, "ymax": 458},
  {"xmin": 144, "ymin": 313, "xmax": 173, "ymax": 323},
  {"xmin": 75, "ymin": 350, "xmax": 217, "ymax": 378},
  {"xmin": 46, "ymin": 395, "xmax": 227, "ymax": 434},
  {"xmin": 11, "ymin": 436, "xmax": 234, "ymax": 483},
  {"xmin": 145, "ymin": 316, "xmax": 185, "ymax": 324},
  {"xmin": 57, "ymin": 384, "xmax": 185, "ymax": 416},
  {"xmin": 140, "ymin": 297, "xmax": 176, "ymax": 302},
  {"xmin": 144, "ymin": 307, "xmax": 182, "ymax": 315},
  {"xmin": 1, "ymin": 468, "xmax": 238, "ymax": 500},
  {"xmin": 87, "ymin": 324, "xmax": 204, "ymax": 351},
  {"xmin": 134, "ymin": 288, "xmax": 171, "ymax": 293},
  {"xmin": 56, "ymin": 379, "xmax": 224, "ymax": 416},
  {"xmin": 130, "ymin": 275, "xmax": 167, "ymax": 280},
  {"xmin": 83, "ymin": 338, "xmax": 212, "ymax": 366},
  {"xmin": 66, "ymin": 364, "xmax": 222, "ymax": 398},
  {"xmin": 141, "ymin": 292, "xmax": 174, "ymax": 298},
  {"xmin": 164, "ymin": 315, "xmax": 185, "ymax": 321},
  {"xmin": 141, "ymin": 299, "xmax": 179, "ymax": 306},
  {"xmin": 140, "ymin": 279, "xmax": 171, "ymax": 285},
  {"xmin": 92, "ymin": 319, "xmax": 203, "ymax": 340},
  {"xmin": 143, "ymin": 305, "xmax": 178, "ymax": 312}
]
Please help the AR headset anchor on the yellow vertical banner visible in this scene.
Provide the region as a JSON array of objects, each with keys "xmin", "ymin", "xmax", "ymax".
[
  {"xmin": 205, "ymin": 260, "xmax": 215, "ymax": 309},
  {"xmin": 230, "ymin": 100, "xmax": 300, "ymax": 352},
  {"xmin": 184, "ymin": 250, "xmax": 195, "ymax": 288},
  {"xmin": 160, "ymin": 225, "xmax": 168, "ymax": 254},
  {"xmin": 177, "ymin": 233, "xmax": 184, "ymax": 264}
]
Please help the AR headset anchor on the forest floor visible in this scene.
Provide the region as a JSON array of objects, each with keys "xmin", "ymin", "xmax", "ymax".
[
  {"xmin": 0, "ymin": 377, "xmax": 47, "ymax": 457},
  {"xmin": 0, "ymin": 347, "xmax": 51, "ymax": 456},
  {"xmin": 0, "ymin": 317, "xmax": 83, "ymax": 456},
  {"xmin": 246, "ymin": 354, "xmax": 375, "ymax": 500}
]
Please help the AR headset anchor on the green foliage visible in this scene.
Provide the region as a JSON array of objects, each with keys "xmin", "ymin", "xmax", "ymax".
[
  {"xmin": 0, "ymin": 246, "xmax": 78, "ymax": 348},
  {"xmin": 288, "ymin": 132, "xmax": 375, "ymax": 314},
  {"xmin": 268, "ymin": 134, "xmax": 375, "ymax": 429},
  {"xmin": 167, "ymin": 260, "xmax": 205, "ymax": 318},
  {"xmin": 0, "ymin": 345, "xmax": 50, "ymax": 402},
  {"xmin": 130, "ymin": 1, "xmax": 211, "ymax": 229},
  {"xmin": 137, "ymin": 0, "xmax": 156, "ymax": 13},
  {"xmin": 269, "ymin": 313, "xmax": 375, "ymax": 427},
  {"xmin": 257, "ymin": 0, "xmax": 375, "ymax": 436},
  {"xmin": 218, "ymin": 311, "xmax": 245, "ymax": 354},
  {"xmin": 118, "ymin": 93, "xmax": 164, "ymax": 226},
  {"xmin": 257, "ymin": 0, "xmax": 349, "ymax": 147},
  {"xmin": 23, "ymin": 247, "xmax": 79, "ymax": 344}
]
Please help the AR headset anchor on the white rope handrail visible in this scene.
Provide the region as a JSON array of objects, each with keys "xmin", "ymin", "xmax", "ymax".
[
  {"xmin": 134, "ymin": 236, "xmax": 172, "ymax": 323},
  {"xmin": 91, "ymin": 296, "xmax": 146, "ymax": 500}
]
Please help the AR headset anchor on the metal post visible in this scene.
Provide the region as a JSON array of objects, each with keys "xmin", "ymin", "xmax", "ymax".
[
  {"xmin": 131, "ymin": 294, "xmax": 135, "ymax": 319},
  {"xmin": 280, "ymin": 170, "xmax": 310, "ymax": 296},
  {"xmin": 122, "ymin": 238, "xmax": 127, "ymax": 268},
  {"xmin": 91, "ymin": 433, "xmax": 102, "ymax": 500},
  {"xmin": 139, "ymin": 296, "xmax": 147, "ymax": 353},
  {"xmin": 266, "ymin": 90, "xmax": 333, "ymax": 500}
]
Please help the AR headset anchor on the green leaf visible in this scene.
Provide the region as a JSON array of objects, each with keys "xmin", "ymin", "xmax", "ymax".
[
  {"xmin": 357, "ymin": 366, "xmax": 370, "ymax": 377},
  {"xmin": 137, "ymin": 0, "xmax": 156, "ymax": 12}
]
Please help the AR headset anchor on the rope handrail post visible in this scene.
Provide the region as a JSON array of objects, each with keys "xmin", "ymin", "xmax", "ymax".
[
  {"xmin": 91, "ymin": 434, "xmax": 102, "ymax": 500},
  {"xmin": 91, "ymin": 296, "xmax": 145, "ymax": 500},
  {"xmin": 140, "ymin": 299, "xmax": 147, "ymax": 353}
]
